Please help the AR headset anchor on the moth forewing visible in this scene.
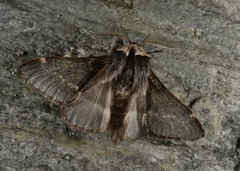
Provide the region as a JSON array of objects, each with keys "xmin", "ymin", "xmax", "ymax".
[
  {"xmin": 145, "ymin": 70, "xmax": 204, "ymax": 140},
  {"xmin": 123, "ymin": 94, "xmax": 146, "ymax": 141},
  {"xmin": 60, "ymin": 82, "xmax": 112, "ymax": 133},
  {"xmin": 19, "ymin": 56, "xmax": 107, "ymax": 105}
]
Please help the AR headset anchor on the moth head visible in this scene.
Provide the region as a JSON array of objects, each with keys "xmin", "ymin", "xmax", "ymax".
[
  {"xmin": 91, "ymin": 31, "xmax": 175, "ymax": 57},
  {"xmin": 117, "ymin": 43, "xmax": 151, "ymax": 58},
  {"xmin": 106, "ymin": 33, "xmax": 152, "ymax": 58}
]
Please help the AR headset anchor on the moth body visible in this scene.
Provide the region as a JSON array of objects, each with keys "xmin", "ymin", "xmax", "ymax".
[{"xmin": 106, "ymin": 39, "xmax": 150, "ymax": 143}]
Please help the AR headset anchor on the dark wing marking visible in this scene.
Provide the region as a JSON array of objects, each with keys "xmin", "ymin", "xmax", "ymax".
[
  {"xmin": 19, "ymin": 56, "xmax": 107, "ymax": 105},
  {"xmin": 124, "ymin": 93, "xmax": 147, "ymax": 140},
  {"xmin": 144, "ymin": 70, "xmax": 204, "ymax": 140},
  {"xmin": 61, "ymin": 82, "xmax": 112, "ymax": 132}
]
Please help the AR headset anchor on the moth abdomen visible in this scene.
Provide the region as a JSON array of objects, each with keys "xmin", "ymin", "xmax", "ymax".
[{"xmin": 107, "ymin": 94, "xmax": 129, "ymax": 144}]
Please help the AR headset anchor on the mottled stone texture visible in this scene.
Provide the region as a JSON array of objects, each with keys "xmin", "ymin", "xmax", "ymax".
[{"xmin": 0, "ymin": 0, "xmax": 239, "ymax": 170}]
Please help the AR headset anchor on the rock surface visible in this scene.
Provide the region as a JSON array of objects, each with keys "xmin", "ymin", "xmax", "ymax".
[{"xmin": 0, "ymin": 0, "xmax": 239, "ymax": 170}]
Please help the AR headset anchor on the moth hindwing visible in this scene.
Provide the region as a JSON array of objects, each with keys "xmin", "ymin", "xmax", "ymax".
[{"xmin": 19, "ymin": 32, "xmax": 204, "ymax": 144}]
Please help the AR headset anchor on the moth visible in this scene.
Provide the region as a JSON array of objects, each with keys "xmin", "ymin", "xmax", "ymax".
[{"xmin": 19, "ymin": 32, "xmax": 204, "ymax": 144}]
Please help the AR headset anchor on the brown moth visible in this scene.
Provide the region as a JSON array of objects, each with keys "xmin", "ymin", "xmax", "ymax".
[{"xmin": 19, "ymin": 32, "xmax": 204, "ymax": 144}]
